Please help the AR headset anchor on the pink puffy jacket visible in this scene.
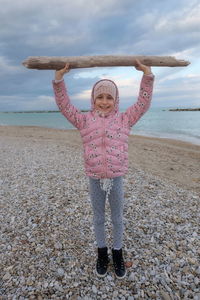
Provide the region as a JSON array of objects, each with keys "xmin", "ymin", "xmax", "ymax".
[{"xmin": 53, "ymin": 74, "xmax": 154, "ymax": 179}]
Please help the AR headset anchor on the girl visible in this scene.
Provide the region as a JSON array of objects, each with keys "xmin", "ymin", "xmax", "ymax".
[{"xmin": 52, "ymin": 60, "xmax": 154, "ymax": 279}]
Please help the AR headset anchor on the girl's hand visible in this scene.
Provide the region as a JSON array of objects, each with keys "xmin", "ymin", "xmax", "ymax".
[
  {"xmin": 55, "ymin": 63, "xmax": 70, "ymax": 80},
  {"xmin": 134, "ymin": 59, "xmax": 152, "ymax": 75}
]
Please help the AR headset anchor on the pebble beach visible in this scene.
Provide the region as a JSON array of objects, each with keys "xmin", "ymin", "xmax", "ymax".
[{"xmin": 1, "ymin": 126, "xmax": 200, "ymax": 300}]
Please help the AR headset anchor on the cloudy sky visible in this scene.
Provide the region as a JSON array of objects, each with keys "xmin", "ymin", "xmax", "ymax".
[{"xmin": 0, "ymin": 0, "xmax": 200, "ymax": 112}]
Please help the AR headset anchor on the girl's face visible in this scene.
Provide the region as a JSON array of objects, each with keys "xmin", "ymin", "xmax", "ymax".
[{"xmin": 94, "ymin": 93, "xmax": 115, "ymax": 114}]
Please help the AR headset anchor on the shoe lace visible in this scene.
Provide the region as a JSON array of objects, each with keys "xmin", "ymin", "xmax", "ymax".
[
  {"xmin": 97, "ymin": 256, "xmax": 108, "ymax": 267},
  {"xmin": 113, "ymin": 255, "xmax": 125, "ymax": 270}
]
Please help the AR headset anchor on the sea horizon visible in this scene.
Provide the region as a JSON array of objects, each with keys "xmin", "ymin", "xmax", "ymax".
[{"xmin": 1, "ymin": 106, "xmax": 200, "ymax": 113}]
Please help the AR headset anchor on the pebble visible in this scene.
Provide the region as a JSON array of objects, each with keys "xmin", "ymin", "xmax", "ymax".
[
  {"xmin": 1, "ymin": 136, "xmax": 200, "ymax": 299},
  {"xmin": 43, "ymin": 281, "xmax": 48, "ymax": 288},
  {"xmin": 3, "ymin": 272, "xmax": 11, "ymax": 280},
  {"xmin": 127, "ymin": 297, "xmax": 135, "ymax": 300},
  {"xmin": 159, "ymin": 289, "xmax": 171, "ymax": 300},
  {"xmin": 113, "ymin": 290, "xmax": 118, "ymax": 297},
  {"xmin": 54, "ymin": 242, "xmax": 63, "ymax": 250},
  {"xmin": 54, "ymin": 282, "xmax": 64, "ymax": 292},
  {"xmin": 57, "ymin": 267, "xmax": 65, "ymax": 277},
  {"xmin": 128, "ymin": 272, "xmax": 135, "ymax": 281},
  {"xmin": 92, "ymin": 285, "xmax": 97, "ymax": 294}
]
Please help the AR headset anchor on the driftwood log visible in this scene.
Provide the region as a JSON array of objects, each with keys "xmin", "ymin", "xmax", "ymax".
[{"xmin": 22, "ymin": 55, "xmax": 190, "ymax": 70}]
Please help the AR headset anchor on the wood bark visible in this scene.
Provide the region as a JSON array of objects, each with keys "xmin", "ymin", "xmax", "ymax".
[{"xmin": 22, "ymin": 55, "xmax": 190, "ymax": 70}]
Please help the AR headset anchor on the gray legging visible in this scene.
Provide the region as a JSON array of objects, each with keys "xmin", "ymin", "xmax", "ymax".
[{"xmin": 89, "ymin": 176, "xmax": 124, "ymax": 249}]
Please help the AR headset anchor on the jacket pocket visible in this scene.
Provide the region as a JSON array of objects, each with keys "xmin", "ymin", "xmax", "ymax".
[{"xmin": 84, "ymin": 146, "xmax": 97, "ymax": 167}]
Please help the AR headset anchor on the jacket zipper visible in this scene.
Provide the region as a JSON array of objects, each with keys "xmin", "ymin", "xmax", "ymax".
[{"xmin": 102, "ymin": 117, "xmax": 107, "ymax": 178}]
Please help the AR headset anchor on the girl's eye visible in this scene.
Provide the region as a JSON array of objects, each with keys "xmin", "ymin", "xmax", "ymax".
[{"xmin": 96, "ymin": 95, "xmax": 113, "ymax": 100}]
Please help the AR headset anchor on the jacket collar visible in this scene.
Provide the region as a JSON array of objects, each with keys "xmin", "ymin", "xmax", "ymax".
[{"xmin": 93, "ymin": 109, "xmax": 116, "ymax": 118}]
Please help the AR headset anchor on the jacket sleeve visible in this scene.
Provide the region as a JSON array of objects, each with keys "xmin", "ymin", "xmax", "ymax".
[
  {"xmin": 52, "ymin": 79, "xmax": 86, "ymax": 130},
  {"xmin": 122, "ymin": 74, "xmax": 155, "ymax": 128}
]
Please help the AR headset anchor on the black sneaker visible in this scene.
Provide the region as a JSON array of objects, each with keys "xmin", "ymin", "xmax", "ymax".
[
  {"xmin": 112, "ymin": 248, "xmax": 127, "ymax": 279},
  {"xmin": 96, "ymin": 247, "xmax": 109, "ymax": 278}
]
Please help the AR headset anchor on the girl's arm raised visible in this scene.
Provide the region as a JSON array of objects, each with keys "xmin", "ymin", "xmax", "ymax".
[
  {"xmin": 53, "ymin": 64, "xmax": 86, "ymax": 130},
  {"xmin": 122, "ymin": 60, "xmax": 154, "ymax": 128}
]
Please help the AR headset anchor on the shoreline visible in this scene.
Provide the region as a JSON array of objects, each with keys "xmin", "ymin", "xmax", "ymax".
[
  {"xmin": 1, "ymin": 125, "xmax": 200, "ymax": 194},
  {"xmin": 1, "ymin": 124, "xmax": 200, "ymax": 146},
  {"xmin": 132, "ymin": 131, "xmax": 200, "ymax": 146}
]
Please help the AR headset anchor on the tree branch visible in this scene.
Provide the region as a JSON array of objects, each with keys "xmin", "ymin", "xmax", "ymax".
[{"xmin": 22, "ymin": 55, "xmax": 190, "ymax": 70}]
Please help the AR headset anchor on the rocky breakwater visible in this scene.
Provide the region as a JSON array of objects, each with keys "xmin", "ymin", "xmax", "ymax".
[{"xmin": 169, "ymin": 108, "xmax": 200, "ymax": 111}]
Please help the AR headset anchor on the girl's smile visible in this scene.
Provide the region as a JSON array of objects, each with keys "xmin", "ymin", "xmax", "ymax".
[{"xmin": 94, "ymin": 93, "xmax": 115, "ymax": 113}]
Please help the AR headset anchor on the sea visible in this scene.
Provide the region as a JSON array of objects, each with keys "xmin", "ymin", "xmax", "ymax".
[{"xmin": 0, "ymin": 108, "xmax": 200, "ymax": 145}]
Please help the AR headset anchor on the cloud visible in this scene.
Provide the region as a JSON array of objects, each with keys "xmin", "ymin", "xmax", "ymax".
[
  {"xmin": 0, "ymin": 56, "xmax": 22, "ymax": 76},
  {"xmin": 0, "ymin": 0, "xmax": 200, "ymax": 112},
  {"xmin": 153, "ymin": 71, "xmax": 200, "ymax": 107},
  {"xmin": 155, "ymin": 2, "xmax": 200, "ymax": 34},
  {"xmin": 0, "ymin": 94, "xmax": 56, "ymax": 112}
]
